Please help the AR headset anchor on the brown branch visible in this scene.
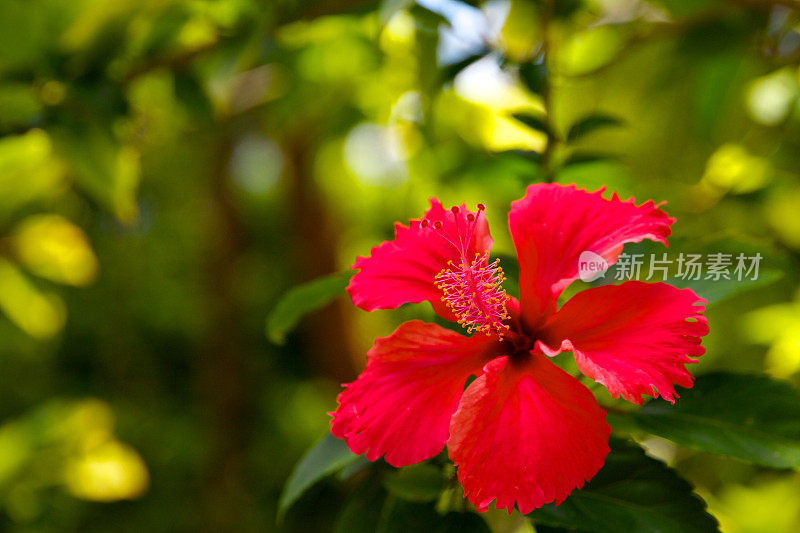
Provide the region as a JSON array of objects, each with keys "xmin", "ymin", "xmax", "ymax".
[
  {"xmin": 198, "ymin": 126, "xmax": 253, "ymax": 530},
  {"xmin": 122, "ymin": 40, "xmax": 220, "ymax": 84}
]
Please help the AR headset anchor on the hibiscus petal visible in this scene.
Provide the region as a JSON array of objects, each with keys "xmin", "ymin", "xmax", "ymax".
[
  {"xmin": 538, "ymin": 281, "xmax": 708, "ymax": 404},
  {"xmin": 347, "ymin": 200, "xmax": 492, "ymax": 316},
  {"xmin": 331, "ymin": 320, "xmax": 497, "ymax": 467},
  {"xmin": 508, "ymin": 184, "xmax": 674, "ymax": 329},
  {"xmin": 448, "ymin": 353, "xmax": 610, "ymax": 514}
]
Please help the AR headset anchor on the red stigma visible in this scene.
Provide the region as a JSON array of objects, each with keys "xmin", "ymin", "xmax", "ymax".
[{"xmin": 428, "ymin": 204, "xmax": 510, "ymax": 338}]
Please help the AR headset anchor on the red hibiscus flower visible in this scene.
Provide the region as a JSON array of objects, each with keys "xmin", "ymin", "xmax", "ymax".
[{"xmin": 330, "ymin": 183, "xmax": 708, "ymax": 514}]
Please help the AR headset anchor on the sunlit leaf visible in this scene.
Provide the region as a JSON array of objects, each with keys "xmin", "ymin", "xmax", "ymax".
[
  {"xmin": 715, "ymin": 475, "xmax": 800, "ymax": 533},
  {"xmin": 63, "ymin": 441, "xmax": 149, "ymax": 502},
  {"xmin": 700, "ymin": 143, "xmax": 772, "ymax": 194},
  {"xmin": 744, "ymin": 302, "xmax": 800, "ymax": 378},
  {"xmin": 501, "ymin": 1, "xmax": 541, "ymax": 62},
  {"xmin": 0, "ymin": 258, "xmax": 66, "ymax": 339},
  {"xmin": 558, "ymin": 25, "xmax": 623, "ymax": 76},
  {"xmin": 59, "ymin": 0, "xmax": 137, "ymax": 52},
  {"xmin": 11, "ymin": 214, "xmax": 99, "ymax": 287},
  {"xmin": 0, "ymin": 399, "xmax": 147, "ymax": 506},
  {"xmin": 278, "ymin": 434, "xmax": 359, "ymax": 522},
  {"xmin": 266, "ymin": 271, "xmax": 353, "ymax": 345},
  {"xmin": 383, "ymin": 463, "xmax": 444, "ymax": 502},
  {"xmin": 635, "ymin": 372, "xmax": 800, "ymax": 468},
  {"xmin": 0, "ymin": 130, "xmax": 66, "ymax": 220},
  {"xmin": 529, "ymin": 439, "xmax": 719, "ymax": 533},
  {"xmin": 566, "ymin": 113, "xmax": 624, "ymax": 142}
]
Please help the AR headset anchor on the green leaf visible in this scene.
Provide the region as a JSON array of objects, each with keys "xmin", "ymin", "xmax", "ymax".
[
  {"xmin": 657, "ymin": 0, "xmax": 717, "ymax": 17},
  {"xmin": 0, "ymin": 0, "xmax": 48, "ymax": 72},
  {"xmin": 380, "ymin": 499, "xmax": 491, "ymax": 533},
  {"xmin": 339, "ymin": 455, "xmax": 372, "ymax": 481},
  {"xmin": 278, "ymin": 434, "xmax": 359, "ymax": 522},
  {"xmin": 529, "ymin": 439, "xmax": 719, "ymax": 533},
  {"xmin": 566, "ymin": 114, "xmax": 624, "ymax": 142},
  {"xmin": 266, "ymin": 271, "xmax": 353, "ymax": 345},
  {"xmin": 511, "ymin": 113, "xmax": 554, "ymax": 137},
  {"xmin": 0, "ymin": 83, "xmax": 41, "ymax": 131},
  {"xmin": 552, "ymin": 0, "xmax": 583, "ymax": 19},
  {"xmin": 519, "ymin": 62, "xmax": 548, "ymax": 95},
  {"xmin": 335, "ymin": 476, "xmax": 388, "ymax": 533},
  {"xmin": 497, "ymin": 150, "xmax": 542, "ymax": 165},
  {"xmin": 410, "ymin": 4, "xmax": 449, "ymax": 33},
  {"xmin": 559, "ymin": 151, "xmax": 617, "ymax": 169},
  {"xmin": 383, "ymin": 463, "xmax": 444, "ymax": 502},
  {"xmin": 669, "ymin": 269, "xmax": 781, "ymax": 304},
  {"xmin": 441, "ymin": 51, "xmax": 488, "ymax": 82},
  {"xmin": 634, "ymin": 372, "xmax": 800, "ymax": 468},
  {"xmin": 52, "ymin": 128, "xmax": 141, "ymax": 224}
]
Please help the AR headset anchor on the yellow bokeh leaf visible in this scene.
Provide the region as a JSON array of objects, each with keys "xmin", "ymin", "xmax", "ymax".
[
  {"xmin": 58, "ymin": 399, "xmax": 115, "ymax": 449},
  {"xmin": 558, "ymin": 25, "xmax": 624, "ymax": 76},
  {"xmin": 499, "ymin": 0, "xmax": 541, "ymax": 62},
  {"xmin": 0, "ymin": 424, "xmax": 31, "ymax": 486},
  {"xmin": 0, "ymin": 130, "xmax": 67, "ymax": 218},
  {"xmin": 766, "ymin": 187, "xmax": 800, "ymax": 249},
  {"xmin": 12, "ymin": 214, "xmax": 98, "ymax": 287},
  {"xmin": 702, "ymin": 144, "xmax": 772, "ymax": 194},
  {"xmin": 64, "ymin": 440, "xmax": 149, "ymax": 502},
  {"xmin": 0, "ymin": 258, "xmax": 66, "ymax": 338}
]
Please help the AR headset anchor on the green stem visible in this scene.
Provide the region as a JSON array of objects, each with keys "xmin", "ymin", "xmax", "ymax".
[{"xmin": 540, "ymin": 0, "xmax": 557, "ymax": 182}]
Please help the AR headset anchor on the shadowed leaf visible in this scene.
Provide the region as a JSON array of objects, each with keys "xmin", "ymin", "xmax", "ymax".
[
  {"xmin": 278, "ymin": 434, "xmax": 359, "ymax": 522},
  {"xmin": 635, "ymin": 372, "xmax": 800, "ymax": 468},
  {"xmin": 529, "ymin": 439, "xmax": 719, "ymax": 533},
  {"xmin": 512, "ymin": 113, "xmax": 554, "ymax": 137},
  {"xmin": 267, "ymin": 271, "xmax": 353, "ymax": 344},
  {"xmin": 566, "ymin": 114, "xmax": 624, "ymax": 142}
]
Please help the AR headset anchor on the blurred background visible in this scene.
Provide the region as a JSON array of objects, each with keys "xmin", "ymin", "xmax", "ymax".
[{"xmin": 0, "ymin": 0, "xmax": 799, "ymax": 531}]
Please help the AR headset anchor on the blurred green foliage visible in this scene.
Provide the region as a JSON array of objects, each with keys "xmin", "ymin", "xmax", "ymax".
[{"xmin": 1, "ymin": 0, "xmax": 800, "ymax": 531}]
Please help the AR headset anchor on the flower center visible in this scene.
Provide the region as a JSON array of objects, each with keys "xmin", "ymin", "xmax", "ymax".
[{"xmin": 424, "ymin": 205, "xmax": 510, "ymax": 338}]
